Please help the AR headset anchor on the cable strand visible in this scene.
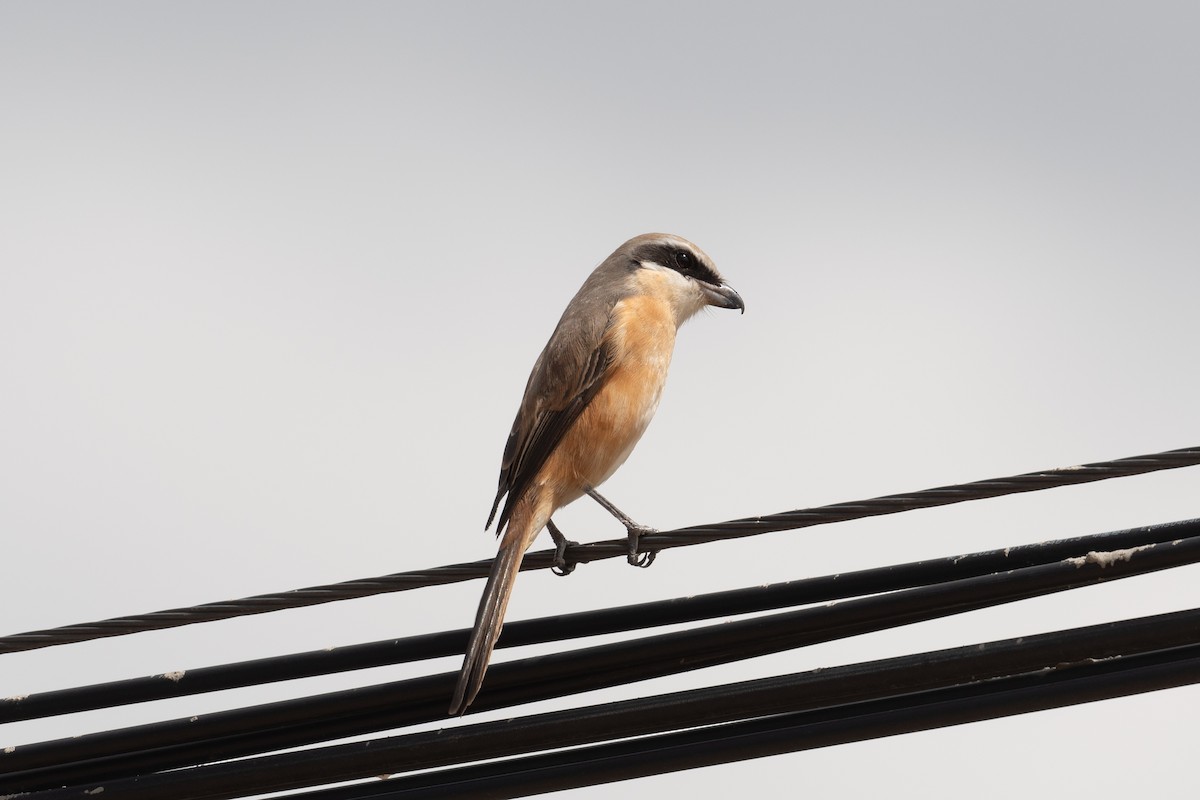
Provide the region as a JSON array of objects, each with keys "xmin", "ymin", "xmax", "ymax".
[{"xmin": 2, "ymin": 445, "xmax": 1197, "ymax": 654}]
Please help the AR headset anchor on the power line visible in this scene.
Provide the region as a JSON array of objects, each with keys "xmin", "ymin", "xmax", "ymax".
[
  {"xmin": 25, "ymin": 608, "xmax": 1200, "ymax": 800},
  {"xmin": 6, "ymin": 531, "xmax": 1199, "ymax": 793},
  {"xmin": 286, "ymin": 644, "xmax": 1200, "ymax": 800},
  {"xmin": 5, "ymin": 517, "xmax": 1197, "ymax": 724},
  {"xmin": 2, "ymin": 445, "xmax": 1197, "ymax": 655}
]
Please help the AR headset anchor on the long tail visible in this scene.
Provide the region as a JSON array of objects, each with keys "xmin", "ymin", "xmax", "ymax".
[{"xmin": 449, "ymin": 535, "xmax": 527, "ymax": 715}]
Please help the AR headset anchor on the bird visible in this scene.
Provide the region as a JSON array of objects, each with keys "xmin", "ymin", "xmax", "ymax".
[{"xmin": 449, "ymin": 232, "xmax": 744, "ymax": 715}]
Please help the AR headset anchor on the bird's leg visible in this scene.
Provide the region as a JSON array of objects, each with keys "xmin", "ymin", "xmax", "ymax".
[
  {"xmin": 546, "ymin": 519, "xmax": 578, "ymax": 576},
  {"xmin": 584, "ymin": 488, "xmax": 657, "ymax": 568}
]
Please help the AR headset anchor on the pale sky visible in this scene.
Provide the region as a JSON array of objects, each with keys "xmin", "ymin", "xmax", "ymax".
[{"xmin": 2, "ymin": 2, "xmax": 1198, "ymax": 797}]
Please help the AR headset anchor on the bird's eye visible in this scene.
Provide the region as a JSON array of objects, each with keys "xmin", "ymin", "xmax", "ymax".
[{"xmin": 676, "ymin": 251, "xmax": 691, "ymax": 266}]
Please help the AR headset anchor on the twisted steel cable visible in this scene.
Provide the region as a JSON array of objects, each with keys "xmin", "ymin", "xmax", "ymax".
[
  {"xmin": 2, "ymin": 445, "xmax": 1197, "ymax": 654},
  {"xmin": 8, "ymin": 519, "xmax": 1195, "ymax": 724}
]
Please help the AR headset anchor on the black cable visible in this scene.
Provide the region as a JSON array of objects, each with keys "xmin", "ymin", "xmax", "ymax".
[
  {"xmin": 282, "ymin": 645, "xmax": 1200, "ymax": 800},
  {"xmin": 8, "ymin": 517, "xmax": 1195, "ymax": 724},
  {"xmin": 6, "ymin": 533, "xmax": 1199, "ymax": 792},
  {"xmin": 2, "ymin": 445, "xmax": 1196, "ymax": 655},
  {"xmin": 25, "ymin": 607, "xmax": 1200, "ymax": 800}
]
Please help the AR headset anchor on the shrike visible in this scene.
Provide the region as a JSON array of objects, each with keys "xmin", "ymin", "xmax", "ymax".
[{"xmin": 450, "ymin": 233, "xmax": 744, "ymax": 715}]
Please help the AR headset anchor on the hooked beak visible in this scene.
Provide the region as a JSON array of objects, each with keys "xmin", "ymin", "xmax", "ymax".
[{"xmin": 702, "ymin": 282, "xmax": 745, "ymax": 314}]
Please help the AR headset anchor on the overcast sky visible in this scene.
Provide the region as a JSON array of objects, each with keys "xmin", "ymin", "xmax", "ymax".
[{"xmin": 2, "ymin": 2, "xmax": 1198, "ymax": 797}]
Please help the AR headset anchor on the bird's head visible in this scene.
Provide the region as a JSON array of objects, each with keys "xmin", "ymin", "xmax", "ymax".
[{"xmin": 622, "ymin": 233, "xmax": 744, "ymax": 324}]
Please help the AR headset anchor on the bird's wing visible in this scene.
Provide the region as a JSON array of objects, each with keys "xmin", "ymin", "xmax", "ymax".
[{"xmin": 487, "ymin": 300, "xmax": 617, "ymax": 536}]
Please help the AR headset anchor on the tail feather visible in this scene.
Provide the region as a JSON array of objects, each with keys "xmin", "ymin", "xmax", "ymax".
[{"xmin": 449, "ymin": 539, "xmax": 526, "ymax": 715}]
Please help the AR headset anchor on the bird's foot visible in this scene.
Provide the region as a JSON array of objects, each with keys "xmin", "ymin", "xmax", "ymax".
[
  {"xmin": 546, "ymin": 519, "xmax": 579, "ymax": 576},
  {"xmin": 582, "ymin": 487, "xmax": 659, "ymax": 568},
  {"xmin": 626, "ymin": 524, "xmax": 658, "ymax": 568}
]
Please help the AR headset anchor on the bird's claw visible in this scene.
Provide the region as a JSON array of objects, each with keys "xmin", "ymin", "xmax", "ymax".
[
  {"xmin": 546, "ymin": 519, "xmax": 578, "ymax": 577},
  {"xmin": 626, "ymin": 525, "xmax": 658, "ymax": 568},
  {"xmin": 629, "ymin": 550, "xmax": 656, "ymax": 568},
  {"xmin": 552, "ymin": 539, "xmax": 579, "ymax": 576}
]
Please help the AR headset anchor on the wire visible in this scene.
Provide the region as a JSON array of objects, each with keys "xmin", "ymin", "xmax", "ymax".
[
  {"xmin": 2, "ymin": 445, "xmax": 1197, "ymax": 655},
  {"xmin": 6, "ymin": 517, "xmax": 1197, "ymax": 724},
  {"xmin": 26, "ymin": 607, "xmax": 1200, "ymax": 800},
  {"xmin": 7, "ymin": 532, "xmax": 1200, "ymax": 793},
  {"xmin": 284, "ymin": 646, "xmax": 1200, "ymax": 800}
]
